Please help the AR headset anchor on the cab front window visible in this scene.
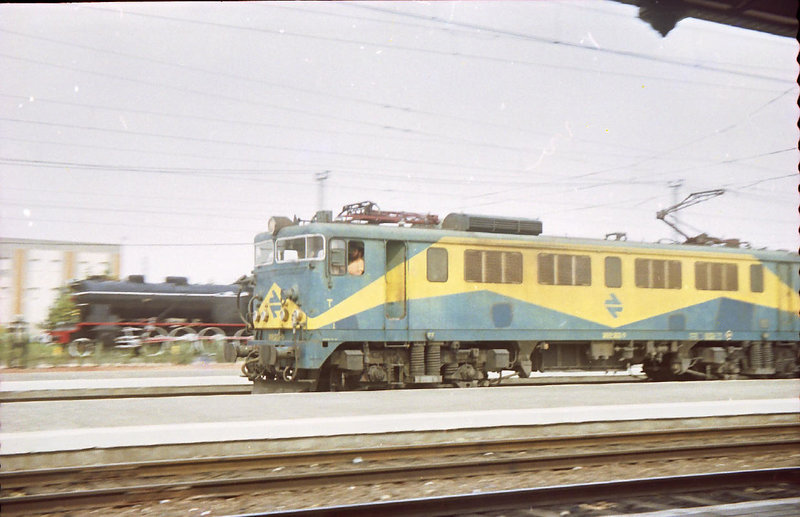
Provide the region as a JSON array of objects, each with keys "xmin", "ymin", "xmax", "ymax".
[
  {"xmin": 255, "ymin": 240, "xmax": 274, "ymax": 266},
  {"xmin": 276, "ymin": 235, "xmax": 325, "ymax": 263}
]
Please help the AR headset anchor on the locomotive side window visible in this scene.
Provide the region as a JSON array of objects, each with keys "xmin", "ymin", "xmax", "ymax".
[
  {"xmin": 464, "ymin": 250, "xmax": 521, "ymax": 284},
  {"xmin": 427, "ymin": 247, "xmax": 448, "ymax": 282},
  {"xmin": 276, "ymin": 235, "xmax": 325, "ymax": 263},
  {"xmin": 348, "ymin": 241, "xmax": 365, "ymax": 275},
  {"xmin": 605, "ymin": 256, "xmax": 622, "ymax": 288},
  {"xmin": 330, "ymin": 239, "xmax": 346, "ymax": 275},
  {"xmin": 255, "ymin": 240, "xmax": 274, "ymax": 266},
  {"xmin": 538, "ymin": 253, "xmax": 591, "ymax": 286},
  {"xmin": 329, "ymin": 239, "xmax": 364, "ymax": 276},
  {"xmin": 635, "ymin": 258, "xmax": 681, "ymax": 289},
  {"xmin": 750, "ymin": 264, "xmax": 764, "ymax": 293},
  {"xmin": 308, "ymin": 236, "xmax": 325, "ymax": 259},
  {"xmin": 695, "ymin": 261, "xmax": 738, "ymax": 291}
]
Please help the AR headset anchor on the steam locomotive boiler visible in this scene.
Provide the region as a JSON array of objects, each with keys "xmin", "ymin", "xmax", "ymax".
[{"xmin": 53, "ymin": 275, "xmax": 250, "ymax": 358}]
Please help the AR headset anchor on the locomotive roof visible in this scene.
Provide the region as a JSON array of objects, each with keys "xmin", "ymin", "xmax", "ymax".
[{"xmin": 255, "ymin": 221, "xmax": 799, "ymax": 262}]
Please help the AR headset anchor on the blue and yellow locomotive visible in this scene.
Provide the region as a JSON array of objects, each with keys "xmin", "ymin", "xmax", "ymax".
[{"xmin": 240, "ymin": 202, "xmax": 799, "ymax": 391}]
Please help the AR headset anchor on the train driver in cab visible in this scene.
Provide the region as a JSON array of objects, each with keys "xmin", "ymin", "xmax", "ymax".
[{"xmin": 348, "ymin": 242, "xmax": 365, "ymax": 275}]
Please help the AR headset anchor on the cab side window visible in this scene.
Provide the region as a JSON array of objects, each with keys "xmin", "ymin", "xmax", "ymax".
[
  {"xmin": 348, "ymin": 241, "xmax": 365, "ymax": 276},
  {"xmin": 330, "ymin": 239, "xmax": 365, "ymax": 276},
  {"xmin": 330, "ymin": 239, "xmax": 346, "ymax": 275}
]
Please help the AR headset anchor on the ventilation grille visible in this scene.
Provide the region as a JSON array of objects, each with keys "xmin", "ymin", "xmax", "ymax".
[{"xmin": 441, "ymin": 214, "xmax": 542, "ymax": 235}]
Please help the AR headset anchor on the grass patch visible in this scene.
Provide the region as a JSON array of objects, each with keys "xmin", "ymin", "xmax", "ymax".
[{"xmin": 1, "ymin": 338, "xmax": 225, "ymax": 369}]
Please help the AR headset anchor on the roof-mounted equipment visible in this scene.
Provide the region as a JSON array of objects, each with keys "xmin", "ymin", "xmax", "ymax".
[
  {"xmin": 336, "ymin": 201, "xmax": 440, "ymax": 226},
  {"xmin": 441, "ymin": 213, "xmax": 543, "ymax": 236},
  {"xmin": 656, "ymin": 189, "xmax": 744, "ymax": 247},
  {"xmin": 268, "ymin": 216, "xmax": 295, "ymax": 236}
]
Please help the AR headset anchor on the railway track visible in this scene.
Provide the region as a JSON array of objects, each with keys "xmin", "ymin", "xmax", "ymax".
[
  {"xmin": 244, "ymin": 468, "xmax": 800, "ymax": 517},
  {"xmin": 2, "ymin": 423, "xmax": 798, "ymax": 515}
]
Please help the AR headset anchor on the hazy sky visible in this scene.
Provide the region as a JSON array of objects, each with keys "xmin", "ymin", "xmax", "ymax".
[{"xmin": 1, "ymin": 1, "xmax": 797, "ymax": 284}]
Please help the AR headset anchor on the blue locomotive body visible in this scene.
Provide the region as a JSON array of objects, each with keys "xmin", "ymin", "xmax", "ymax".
[{"xmin": 243, "ymin": 207, "xmax": 799, "ymax": 391}]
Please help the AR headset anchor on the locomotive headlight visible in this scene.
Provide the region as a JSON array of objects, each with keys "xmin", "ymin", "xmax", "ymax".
[{"xmin": 268, "ymin": 216, "xmax": 294, "ymax": 235}]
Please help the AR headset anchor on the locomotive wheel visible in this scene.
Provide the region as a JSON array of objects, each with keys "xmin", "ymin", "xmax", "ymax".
[
  {"xmin": 140, "ymin": 327, "xmax": 169, "ymax": 356},
  {"xmin": 68, "ymin": 338, "xmax": 95, "ymax": 358},
  {"xmin": 197, "ymin": 327, "xmax": 226, "ymax": 356},
  {"xmin": 169, "ymin": 326, "xmax": 200, "ymax": 355}
]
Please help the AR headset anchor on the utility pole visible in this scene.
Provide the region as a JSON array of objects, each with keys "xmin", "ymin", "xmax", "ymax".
[
  {"xmin": 668, "ymin": 180, "xmax": 683, "ymax": 241},
  {"xmin": 315, "ymin": 170, "xmax": 330, "ymax": 212}
]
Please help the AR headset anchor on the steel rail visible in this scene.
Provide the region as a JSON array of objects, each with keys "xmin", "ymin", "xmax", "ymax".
[
  {"xmin": 0, "ymin": 384, "xmax": 252, "ymax": 403},
  {"xmin": 3, "ymin": 422, "xmax": 797, "ymax": 490},
  {"xmin": 233, "ymin": 467, "xmax": 800, "ymax": 517},
  {"xmin": 1, "ymin": 426, "xmax": 798, "ymax": 514}
]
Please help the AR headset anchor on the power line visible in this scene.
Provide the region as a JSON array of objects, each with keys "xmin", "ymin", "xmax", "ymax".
[
  {"xmin": 0, "ymin": 119, "xmax": 523, "ymax": 174},
  {"xmin": 0, "ymin": 28, "xmax": 564, "ymax": 143},
  {"xmin": 81, "ymin": 4, "xmax": 790, "ymax": 86},
  {"xmin": 1, "ymin": 215, "xmax": 259, "ymax": 233},
  {"xmin": 0, "ymin": 156, "xmax": 310, "ymax": 175},
  {"xmin": 0, "ymin": 92, "xmax": 564, "ymax": 156},
  {"xmin": 2, "ymin": 200, "xmax": 263, "ymax": 221},
  {"xmin": 0, "ymin": 238, "xmax": 252, "ymax": 248},
  {"xmin": 461, "ymin": 81, "xmax": 797, "ymax": 203},
  {"xmin": 264, "ymin": 4, "xmax": 789, "ymax": 89},
  {"xmin": 347, "ymin": 3, "xmax": 789, "ymax": 83},
  {"xmin": 0, "ymin": 52, "xmax": 483, "ymax": 147},
  {"xmin": 0, "ymin": 92, "xmax": 441, "ymax": 146}
]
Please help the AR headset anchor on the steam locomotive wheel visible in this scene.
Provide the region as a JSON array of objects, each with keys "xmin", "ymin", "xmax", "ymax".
[
  {"xmin": 197, "ymin": 327, "xmax": 226, "ymax": 356},
  {"xmin": 68, "ymin": 338, "xmax": 95, "ymax": 358},
  {"xmin": 168, "ymin": 326, "xmax": 199, "ymax": 355},
  {"xmin": 140, "ymin": 327, "xmax": 169, "ymax": 356}
]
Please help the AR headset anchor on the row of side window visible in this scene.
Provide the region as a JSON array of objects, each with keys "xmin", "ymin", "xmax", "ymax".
[{"xmin": 426, "ymin": 248, "xmax": 766, "ymax": 293}]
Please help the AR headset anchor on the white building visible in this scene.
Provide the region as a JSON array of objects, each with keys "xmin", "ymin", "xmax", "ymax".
[{"xmin": 0, "ymin": 238, "xmax": 121, "ymax": 331}]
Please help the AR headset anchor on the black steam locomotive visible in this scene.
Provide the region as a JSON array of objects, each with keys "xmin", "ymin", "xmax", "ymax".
[{"xmin": 52, "ymin": 275, "xmax": 251, "ymax": 359}]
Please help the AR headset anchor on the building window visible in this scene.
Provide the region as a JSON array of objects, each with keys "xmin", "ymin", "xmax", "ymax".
[
  {"xmin": 635, "ymin": 258, "xmax": 681, "ymax": 289},
  {"xmin": 605, "ymin": 256, "xmax": 622, "ymax": 288},
  {"xmin": 750, "ymin": 264, "xmax": 764, "ymax": 293},
  {"xmin": 695, "ymin": 262, "xmax": 738, "ymax": 291},
  {"xmin": 538, "ymin": 253, "xmax": 591, "ymax": 286},
  {"xmin": 427, "ymin": 248, "xmax": 448, "ymax": 282},
  {"xmin": 465, "ymin": 250, "xmax": 522, "ymax": 284}
]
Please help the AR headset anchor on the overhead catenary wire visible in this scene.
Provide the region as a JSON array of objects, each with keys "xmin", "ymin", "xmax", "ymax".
[
  {"xmin": 82, "ymin": 4, "xmax": 791, "ymax": 85},
  {"xmin": 1, "ymin": 3, "xmax": 794, "ymax": 256},
  {"xmin": 346, "ymin": 3, "xmax": 791, "ymax": 83}
]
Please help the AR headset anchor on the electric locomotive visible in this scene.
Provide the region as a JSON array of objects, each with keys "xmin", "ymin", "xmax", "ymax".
[{"xmin": 241, "ymin": 202, "xmax": 799, "ymax": 392}]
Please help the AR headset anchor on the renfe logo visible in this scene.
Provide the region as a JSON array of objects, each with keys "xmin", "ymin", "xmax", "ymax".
[
  {"xmin": 605, "ymin": 293, "xmax": 623, "ymax": 318},
  {"xmin": 265, "ymin": 284, "xmax": 283, "ymax": 320}
]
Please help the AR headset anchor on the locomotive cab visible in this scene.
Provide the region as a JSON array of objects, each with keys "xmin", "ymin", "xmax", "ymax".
[{"xmin": 247, "ymin": 223, "xmax": 424, "ymax": 391}]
